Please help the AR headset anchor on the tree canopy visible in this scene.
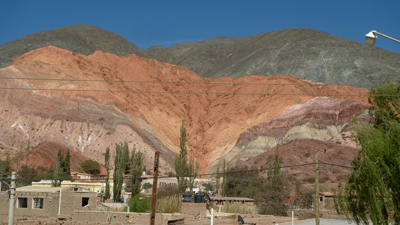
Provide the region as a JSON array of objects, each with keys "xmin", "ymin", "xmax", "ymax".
[
  {"xmin": 80, "ymin": 159, "xmax": 101, "ymax": 175},
  {"xmin": 336, "ymin": 79, "xmax": 400, "ymax": 224}
]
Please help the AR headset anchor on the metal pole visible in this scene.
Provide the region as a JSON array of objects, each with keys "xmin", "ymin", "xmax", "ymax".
[
  {"xmin": 374, "ymin": 31, "xmax": 400, "ymax": 44},
  {"xmin": 150, "ymin": 151, "xmax": 160, "ymax": 225},
  {"xmin": 8, "ymin": 172, "xmax": 16, "ymax": 225},
  {"xmin": 58, "ymin": 187, "xmax": 62, "ymax": 215},
  {"xmin": 315, "ymin": 154, "xmax": 320, "ymax": 225},
  {"xmin": 211, "ymin": 208, "xmax": 214, "ymax": 225},
  {"xmin": 292, "ymin": 211, "xmax": 294, "ymax": 225}
]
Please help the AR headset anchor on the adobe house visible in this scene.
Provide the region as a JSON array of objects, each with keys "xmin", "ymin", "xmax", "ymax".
[{"xmin": 0, "ymin": 186, "xmax": 97, "ymax": 222}]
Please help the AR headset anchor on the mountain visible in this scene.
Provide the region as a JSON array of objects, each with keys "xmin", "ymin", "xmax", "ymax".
[
  {"xmin": 145, "ymin": 28, "xmax": 400, "ymax": 87},
  {"xmin": 0, "ymin": 46, "xmax": 369, "ymax": 172},
  {"xmin": 1, "ymin": 25, "xmax": 400, "ymax": 87},
  {"xmin": 0, "ymin": 24, "xmax": 148, "ymax": 68}
]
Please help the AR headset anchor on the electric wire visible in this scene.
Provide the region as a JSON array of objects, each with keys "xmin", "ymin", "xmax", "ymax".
[
  {"xmin": 2, "ymin": 161, "xmax": 353, "ymax": 182},
  {"xmin": 0, "ymin": 87, "xmax": 373, "ymax": 97},
  {"xmin": 0, "ymin": 76, "xmax": 371, "ymax": 86}
]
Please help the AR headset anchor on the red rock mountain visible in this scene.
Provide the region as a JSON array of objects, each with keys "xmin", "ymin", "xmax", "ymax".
[{"xmin": 0, "ymin": 46, "xmax": 369, "ymax": 173}]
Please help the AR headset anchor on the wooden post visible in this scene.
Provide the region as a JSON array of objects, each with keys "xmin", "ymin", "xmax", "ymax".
[
  {"xmin": 315, "ymin": 154, "xmax": 320, "ymax": 225},
  {"xmin": 150, "ymin": 151, "xmax": 160, "ymax": 225}
]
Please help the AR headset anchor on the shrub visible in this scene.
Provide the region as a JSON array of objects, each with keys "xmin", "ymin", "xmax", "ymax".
[{"xmin": 127, "ymin": 194, "xmax": 151, "ymax": 212}]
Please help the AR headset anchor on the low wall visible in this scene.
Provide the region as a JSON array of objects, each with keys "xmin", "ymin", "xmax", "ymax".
[
  {"xmin": 72, "ymin": 210, "xmax": 183, "ymax": 224},
  {"xmin": 178, "ymin": 203, "xmax": 207, "ymax": 218},
  {"xmin": 287, "ymin": 209, "xmax": 347, "ymax": 220}
]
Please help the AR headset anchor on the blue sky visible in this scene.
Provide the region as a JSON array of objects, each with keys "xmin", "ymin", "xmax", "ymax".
[{"xmin": 1, "ymin": 1, "xmax": 399, "ymax": 54}]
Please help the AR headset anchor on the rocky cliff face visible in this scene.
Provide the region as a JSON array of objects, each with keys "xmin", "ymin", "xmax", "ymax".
[{"xmin": 0, "ymin": 46, "xmax": 369, "ymax": 172}]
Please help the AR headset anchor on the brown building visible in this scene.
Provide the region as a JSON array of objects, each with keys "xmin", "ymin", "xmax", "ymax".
[{"xmin": 0, "ymin": 186, "xmax": 98, "ymax": 222}]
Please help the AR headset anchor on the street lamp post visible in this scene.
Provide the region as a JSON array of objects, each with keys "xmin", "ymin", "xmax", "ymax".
[{"xmin": 365, "ymin": 30, "xmax": 400, "ymax": 47}]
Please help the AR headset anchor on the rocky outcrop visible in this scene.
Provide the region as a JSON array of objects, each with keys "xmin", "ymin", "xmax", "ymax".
[{"xmin": 223, "ymin": 97, "xmax": 369, "ymax": 167}]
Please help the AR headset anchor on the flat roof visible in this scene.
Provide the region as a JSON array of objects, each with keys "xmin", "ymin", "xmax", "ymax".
[
  {"xmin": 210, "ymin": 196, "xmax": 254, "ymax": 201},
  {"xmin": 16, "ymin": 185, "xmax": 97, "ymax": 193},
  {"xmin": 16, "ymin": 186, "xmax": 68, "ymax": 193}
]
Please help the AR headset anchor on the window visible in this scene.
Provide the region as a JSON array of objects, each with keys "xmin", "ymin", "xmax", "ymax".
[
  {"xmin": 33, "ymin": 198, "xmax": 44, "ymax": 209},
  {"xmin": 82, "ymin": 197, "xmax": 89, "ymax": 207},
  {"xmin": 17, "ymin": 198, "xmax": 28, "ymax": 208}
]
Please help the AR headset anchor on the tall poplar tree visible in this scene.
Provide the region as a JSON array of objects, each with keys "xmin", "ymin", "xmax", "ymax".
[
  {"xmin": 104, "ymin": 147, "xmax": 111, "ymax": 199},
  {"xmin": 113, "ymin": 142, "xmax": 129, "ymax": 202},
  {"xmin": 130, "ymin": 145, "xmax": 143, "ymax": 197},
  {"xmin": 188, "ymin": 151, "xmax": 199, "ymax": 198},
  {"xmin": 174, "ymin": 120, "xmax": 189, "ymax": 192},
  {"xmin": 52, "ymin": 150, "xmax": 70, "ymax": 187}
]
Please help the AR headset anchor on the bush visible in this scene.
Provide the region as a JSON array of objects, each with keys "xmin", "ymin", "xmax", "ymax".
[{"xmin": 127, "ymin": 194, "xmax": 151, "ymax": 212}]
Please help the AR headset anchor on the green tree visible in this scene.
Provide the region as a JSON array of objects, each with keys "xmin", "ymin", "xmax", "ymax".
[
  {"xmin": 113, "ymin": 142, "xmax": 129, "ymax": 202},
  {"xmin": 52, "ymin": 150, "xmax": 70, "ymax": 187},
  {"xmin": 104, "ymin": 147, "xmax": 111, "ymax": 199},
  {"xmin": 0, "ymin": 154, "xmax": 10, "ymax": 191},
  {"xmin": 188, "ymin": 151, "xmax": 199, "ymax": 199},
  {"xmin": 335, "ymin": 79, "xmax": 400, "ymax": 224},
  {"xmin": 64, "ymin": 149, "xmax": 71, "ymax": 175},
  {"xmin": 129, "ymin": 145, "xmax": 143, "ymax": 197},
  {"xmin": 174, "ymin": 120, "xmax": 189, "ymax": 192},
  {"xmin": 258, "ymin": 152, "xmax": 287, "ymax": 216},
  {"xmin": 222, "ymin": 159, "xmax": 230, "ymax": 197},
  {"xmin": 215, "ymin": 163, "xmax": 221, "ymax": 196},
  {"xmin": 80, "ymin": 160, "xmax": 101, "ymax": 175}
]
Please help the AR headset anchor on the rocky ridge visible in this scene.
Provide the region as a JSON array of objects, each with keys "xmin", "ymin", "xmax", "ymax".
[
  {"xmin": 1, "ymin": 25, "xmax": 400, "ymax": 87},
  {"xmin": 0, "ymin": 46, "xmax": 369, "ymax": 172}
]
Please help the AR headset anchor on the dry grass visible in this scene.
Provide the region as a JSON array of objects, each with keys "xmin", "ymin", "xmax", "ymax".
[
  {"xmin": 221, "ymin": 202, "xmax": 258, "ymax": 214},
  {"xmin": 156, "ymin": 194, "xmax": 181, "ymax": 213}
]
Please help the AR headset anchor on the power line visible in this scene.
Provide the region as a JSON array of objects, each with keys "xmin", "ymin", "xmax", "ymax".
[
  {"xmin": 0, "ymin": 87, "xmax": 372, "ymax": 97},
  {"xmin": 0, "ymin": 76, "xmax": 370, "ymax": 86},
  {"xmin": 6, "ymin": 161, "xmax": 353, "ymax": 182}
]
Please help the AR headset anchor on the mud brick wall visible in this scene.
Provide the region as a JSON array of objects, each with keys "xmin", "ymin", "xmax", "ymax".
[
  {"xmin": 72, "ymin": 211, "xmax": 184, "ymax": 225},
  {"xmin": 178, "ymin": 203, "xmax": 207, "ymax": 218}
]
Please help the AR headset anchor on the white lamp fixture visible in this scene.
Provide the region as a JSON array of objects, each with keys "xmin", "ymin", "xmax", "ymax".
[
  {"xmin": 365, "ymin": 30, "xmax": 377, "ymax": 47},
  {"xmin": 365, "ymin": 30, "xmax": 400, "ymax": 47}
]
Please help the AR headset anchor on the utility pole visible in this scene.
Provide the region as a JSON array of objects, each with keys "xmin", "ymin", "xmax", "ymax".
[
  {"xmin": 150, "ymin": 151, "xmax": 160, "ymax": 225},
  {"xmin": 8, "ymin": 172, "xmax": 16, "ymax": 225},
  {"xmin": 315, "ymin": 154, "xmax": 320, "ymax": 225}
]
